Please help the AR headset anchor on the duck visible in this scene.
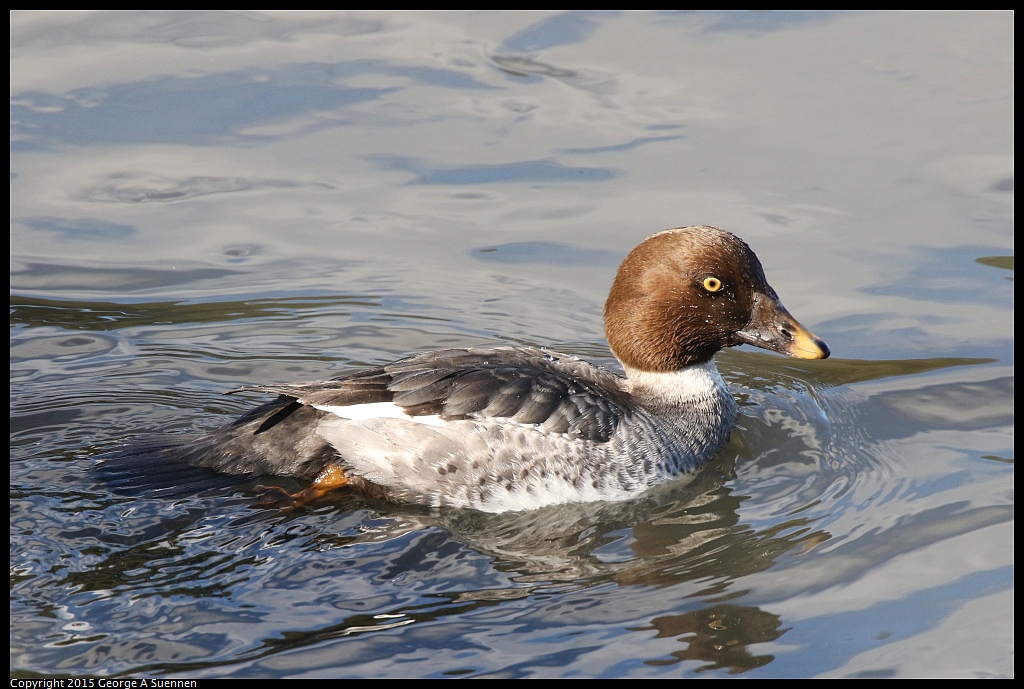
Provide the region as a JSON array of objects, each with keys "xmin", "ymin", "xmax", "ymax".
[{"xmin": 96, "ymin": 225, "xmax": 829, "ymax": 513}]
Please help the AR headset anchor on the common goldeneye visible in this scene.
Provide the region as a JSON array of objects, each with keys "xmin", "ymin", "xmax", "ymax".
[{"xmin": 97, "ymin": 226, "xmax": 829, "ymax": 513}]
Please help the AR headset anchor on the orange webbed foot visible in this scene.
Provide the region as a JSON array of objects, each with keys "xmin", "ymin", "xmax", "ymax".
[{"xmin": 255, "ymin": 465, "xmax": 349, "ymax": 509}]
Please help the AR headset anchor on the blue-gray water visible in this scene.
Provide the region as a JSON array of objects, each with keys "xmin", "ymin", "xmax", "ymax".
[{"xmin": 11, "ymin": 11, "xmax": 1012, "ymax": 678}]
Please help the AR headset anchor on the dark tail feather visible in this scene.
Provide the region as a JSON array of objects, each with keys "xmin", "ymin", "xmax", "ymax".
[
  {"xmin": 93, "ymin": 438, "xmax": 254, "ymax": 497},
  {"xmin": 92, "ymin": 397, "xmax": 338, "ymax": 498}
]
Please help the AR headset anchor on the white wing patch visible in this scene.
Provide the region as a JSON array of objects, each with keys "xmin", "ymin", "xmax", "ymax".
[{"xmin": 312, "ymin": 401, "xmax": 447, "ymax": 427}]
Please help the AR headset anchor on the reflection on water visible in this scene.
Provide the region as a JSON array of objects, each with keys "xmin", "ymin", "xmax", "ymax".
[
  {"xmin": 633, "ymin": 605, "xmax": 783, "ymax": 673},
  {"xmin": 11, "ymin": 301, "xmax": 1009, "ymax": 676},
  {"xmin": 11, "ymin": 10, "xmax": 1012, "ymax": 679}
]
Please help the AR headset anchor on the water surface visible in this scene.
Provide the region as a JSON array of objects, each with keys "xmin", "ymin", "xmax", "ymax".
[{"xmin": 10, "ymin": 11, "xmax": 1013, "ymax": 678}]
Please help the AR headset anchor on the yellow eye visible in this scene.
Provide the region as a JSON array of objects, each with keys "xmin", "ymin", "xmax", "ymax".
[{"xmin": 702, "ymin": 277, "xmax": 723, "ymax": 292}]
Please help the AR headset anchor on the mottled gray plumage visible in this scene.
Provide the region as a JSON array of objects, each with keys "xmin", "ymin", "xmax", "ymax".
[{"xmin": 98, "ymin": 347, "xmax": 736, "ymax": 511}]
